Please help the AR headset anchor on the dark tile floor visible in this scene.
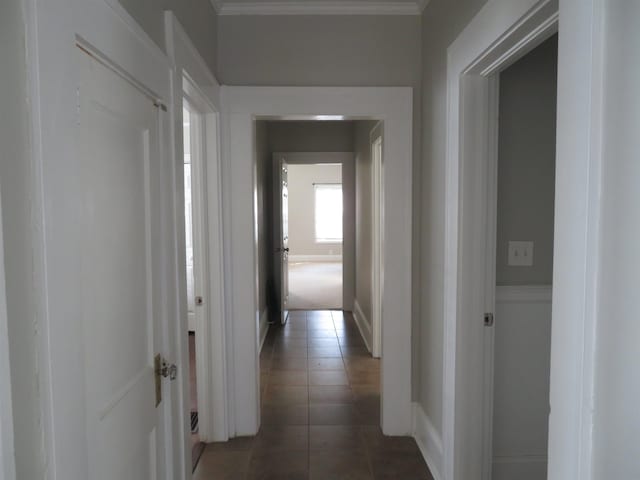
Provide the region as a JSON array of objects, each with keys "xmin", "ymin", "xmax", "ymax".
[{"xmin": 193, "ymin": 310, "xmax": 433, "ymax": 480}]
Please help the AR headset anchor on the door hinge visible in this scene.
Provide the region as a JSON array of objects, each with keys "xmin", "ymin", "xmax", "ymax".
[
  {"xmin": 154, "ymin": 354, "xmax": 177, "ymax": 407},
  {"xmin": 484, "ymin": 312, "xmax": 494, "ymax": 327}
]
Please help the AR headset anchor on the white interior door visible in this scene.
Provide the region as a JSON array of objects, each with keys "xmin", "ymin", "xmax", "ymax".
[
  {"xmin": 272, "ymin": 156, "xmax": 289, "ymax": 324},
  {"xmin": 372, "ymin": 133, "xmax": 384, "ymax": 358},
  {"xmin": 281, "ymin": 161, "xmax": 290, "ymax": 323},
  {"xmin": 76, "ymin": 48, "xmax": 167, "ymax": 480}
]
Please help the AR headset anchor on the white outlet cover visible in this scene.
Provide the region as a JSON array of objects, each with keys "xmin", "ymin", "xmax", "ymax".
[{"xmin": 508, "ymin": 241, "xmax": 534, "ymax": 266}]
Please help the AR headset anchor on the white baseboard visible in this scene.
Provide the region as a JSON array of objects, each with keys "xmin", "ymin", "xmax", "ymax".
[
  {"xmin": 495, "ymin": 285, "xmax": 552, "ymax": 303},
  {"xmin": 352, "ymin": 299, "xmax": 372, "ymax": 352},
  {"xmin": 259, "ymin": 308, "xmax": 269, "ymax": 352},
  {"xmin": 413, "ymin": 403, "xmax": 443, "ymax": 480},
  {"xmin": 288, "ymin": 254, "xmax": 342, "ymax": 263},
  {"xmin": 492, "ymin": 455, "xmax": 548, "ymax": 480}
]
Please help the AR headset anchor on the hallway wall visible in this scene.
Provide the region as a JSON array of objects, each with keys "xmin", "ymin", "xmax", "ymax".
[
  {"xmin": 419, "ymin": 0, "xmax": 489, "ymax": 439},
  {"xmin": 267, "ymin": 121, "xmax": 355, "ymax": 153},
  {"xmin": 496, "ymin": 35, "xmax": 557, "ymax": 287},
  {"xmin": 118, "ymin": 0, "xmax": 219, "ymax": 75}
]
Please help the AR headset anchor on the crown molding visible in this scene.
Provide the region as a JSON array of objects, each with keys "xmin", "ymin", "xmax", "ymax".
[
  {"xmin": 418, "ymin": 0, "xmax": 432, "ymax": 12},
  {"xmin": 217, "ymin": 1, "xmax": 422, "ymax": 16}
]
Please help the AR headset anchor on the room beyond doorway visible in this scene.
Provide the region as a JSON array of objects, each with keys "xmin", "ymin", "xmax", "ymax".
[
  {"xmin": 286, "ymin": 162, "xmax": 344, "ymax": 310},
  {"xmin": 288, "ymin": 261, "xmax": 343, "ymax": 310}
]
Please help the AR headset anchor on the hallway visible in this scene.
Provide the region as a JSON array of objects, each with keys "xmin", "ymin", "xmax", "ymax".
[{"xmin": 193, "ymin": 310, "xmax": 433, "ymax": 479}]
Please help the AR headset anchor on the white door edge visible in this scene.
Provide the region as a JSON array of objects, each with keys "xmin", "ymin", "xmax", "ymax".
[
  {"xmin": 0, "ymin": 186, "xmax": 16, "ymax": 480},
  {"xmin": 165, "ymin": 14, "xmax": 228, "ymax": 480}
]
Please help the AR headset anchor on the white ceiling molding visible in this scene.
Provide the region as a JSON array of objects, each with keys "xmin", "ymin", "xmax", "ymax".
[
  {"xmin": 209, "ymin": 0, "xmax": 222, "ymax": 13},
  {"xmin": 216, "ymin": 1, "xmax": 423, "ymax": 16},
  {"xmin": 418, "ymin": 0, "xmax": 432, "ymax": 12}
]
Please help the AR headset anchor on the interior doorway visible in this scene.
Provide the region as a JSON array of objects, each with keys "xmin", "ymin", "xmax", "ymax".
[
  {"xmin": 489, "ymin": 34, "xmax": 557, "ymax": 480},
  {"xmin": 282, "ymin": 163, "xmax": 344, "ymax": 311},
  {"xmin": 182, "ymin": 101, "xmax": 206, "ymax": 469}
]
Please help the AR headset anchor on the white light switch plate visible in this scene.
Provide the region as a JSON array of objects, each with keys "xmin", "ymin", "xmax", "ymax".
[{"xmin": 508, "ymin": 241, "xmax": 534, "ymax": 266}]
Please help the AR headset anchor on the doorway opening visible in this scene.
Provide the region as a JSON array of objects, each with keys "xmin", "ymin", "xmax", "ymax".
[
  {"xmin": 182, "ymin": 102, "xmax": 206, "ymax": 469},
  {"xmin": 285, "ymin": 164, "xmax": 344, "ymax": 311},
  {"xmin": 489, "ymin": 34, "xmax": 557, "ymax": 480},
  {"xmin": 441, "ymin": 1, "xmax": 559, "ymax": 477}
]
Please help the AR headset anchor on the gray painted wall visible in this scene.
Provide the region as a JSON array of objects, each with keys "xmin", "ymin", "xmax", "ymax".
[
  {"xmin": 419, "ymin": 0, "xmax": 489, "ymax": 434},
  {"xmin": 118, "ymin": 0, "xmax": 218, "ymax": 75},
  {"xmin": 287, "ymin": 164, "xmax": 343, "ymax": 256},
  {"xmin": 354, "ymin": 121, "xmax": 377, "ymax": 326},
  {"xmin": 0, "ymin": 0, "xmax": 45, "ymax": 478},
  {"xmin": 267, "ymin": 121, "xmax": 354, "ymax": 153},
  {"xmin": 255, "ymin": 121, "xmax": 271, "ymax": 316},
  {"xmin": 496, "ymin": 35, "xmax": 557, "ymax": 286}
]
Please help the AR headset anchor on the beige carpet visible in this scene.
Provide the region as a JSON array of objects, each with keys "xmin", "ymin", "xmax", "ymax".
[{"xmin": 287, "ymin": 262, "xmax": 343, "ymax": 310}]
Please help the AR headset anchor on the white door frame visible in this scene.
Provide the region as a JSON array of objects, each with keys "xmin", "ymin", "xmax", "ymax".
[
  {"xmin": 27, "ymin": 0, "xmax": 176, "ymax": 478},
  {"xmin": 370, "ymin": 123, "xmax": 384, "ymax": 359},
  {"xmin": 274, "ymin": 152, "xmax": 356, "ymax": 312},
  {"xmin": 0, "ymin": 189, "xmax": 16, "ymax": 480},
  {"xmin": 221, "ymin": 87, "xmax": 413, "ymax": 436},
  {"xmin": 165, "ymin": 14, "xmax": 229, "ymax": 477},
  {"xmin": 443, "ymin": 0, "xmax": 603, "ymax": 479}
]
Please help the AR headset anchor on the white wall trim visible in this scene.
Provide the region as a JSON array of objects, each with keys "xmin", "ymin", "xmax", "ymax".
[
  {"xmin": 288, "ymin": 254, "xmax": 342, "ymax": 263},
  {"xmin": 496, "ymin": 285, "xmax": 552, "ymax": 304},
  {"xmin": 165, "ymin": 11, "xmax": 228, "ymax": 454},
  {"xmin": 413, "ymin": 403, "xmax": 443, "ymax": 480},
  {"xmin": 352, "ymin": 299, "xmax": 372, "ymax": 353},
  {"xmin": 259, "ymin": 308, "xmax": 270, "ymax": 352},
  {"xmin": 443, "ymin": 1, "xmax": 559, "ymax": 480},
  {"xmin": 221, "ymin": 86, "xmax": 413, "ymax": 436},
  {"xmin": 217, "ymin": 1, "xmax": 421, "ymax": 16},
  {"xmin": 0, "ymin": 189, "xmax": 16, "ymax": 480}
]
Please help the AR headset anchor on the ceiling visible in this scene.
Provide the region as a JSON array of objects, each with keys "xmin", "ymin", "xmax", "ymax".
[{"xmin": 211, "ymin": 0, "xmax": 430, "ymax": 16}]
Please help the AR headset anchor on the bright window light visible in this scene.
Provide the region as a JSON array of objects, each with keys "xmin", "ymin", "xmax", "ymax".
[{"xmin": 314, "ymin": 184, "xmax": 343, "ymax": 243}]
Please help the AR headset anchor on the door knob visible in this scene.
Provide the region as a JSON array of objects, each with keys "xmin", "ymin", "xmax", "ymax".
[{"xmin": 284, "ymin": 248, "xmax": 290, "ymax": 252}]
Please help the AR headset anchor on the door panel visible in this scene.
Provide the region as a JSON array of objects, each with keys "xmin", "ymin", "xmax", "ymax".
[
  {"xmin": 281, "ymin": 162, "xmax": 289, "ymax": 323},
  {"xmin": 76, "ymin": 48, "xmax": 164, "ymax": 480}
]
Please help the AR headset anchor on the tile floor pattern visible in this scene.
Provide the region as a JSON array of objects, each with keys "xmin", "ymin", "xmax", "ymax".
[{"xmin": 193, "ymin": 310, "xmax": 434, "ymax": 480}]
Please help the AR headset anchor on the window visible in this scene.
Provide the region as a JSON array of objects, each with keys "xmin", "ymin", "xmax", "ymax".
[{"xmin": 314, "ymin": 183, "xmax": 343, "ymax": 243}]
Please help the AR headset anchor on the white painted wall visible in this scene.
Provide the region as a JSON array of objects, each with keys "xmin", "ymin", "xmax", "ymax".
[
  {"xmin": 591, "ymin": 2, "xmax": 640, "ymax": 478},
  {"xmin": 287, "ymin": 164, "xmax": 343, "ymax": 257},
  {"xmin": 0, "ymin": 0, "xmax": 45, "ymax": 478}
]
